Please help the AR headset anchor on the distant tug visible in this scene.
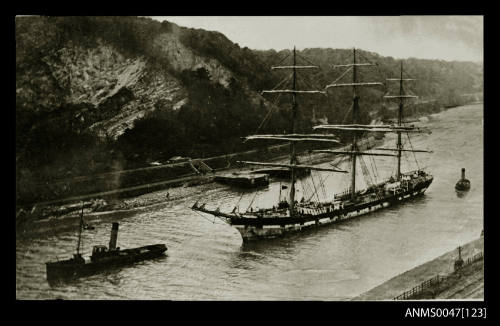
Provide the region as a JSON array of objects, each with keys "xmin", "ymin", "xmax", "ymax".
[
  {"xmin": 455, "ymin": 168, "xmax": 471, "ymax": 191},
  {"xmin": 46, "ymin": 208, "xmax": 167, "ymax": 283},
  {"xmin": 193, "ymin": 47, "xmax": 433, "ymax": 242}
]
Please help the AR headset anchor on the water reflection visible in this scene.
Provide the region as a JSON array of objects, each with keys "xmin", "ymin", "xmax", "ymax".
[
  {"xmin": 456, "ymin": 190, "xmax": 470, "ymax": 198},
  {"xmin": 16, "ymin": 104, "xmax": 484, "ymax": 300}
]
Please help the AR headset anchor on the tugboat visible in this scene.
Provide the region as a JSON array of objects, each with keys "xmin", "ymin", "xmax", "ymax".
[
  {"xmin": 193, "ymin": 48, "xmax": 433, "ymax": 242},
  {"xmin": 46, "ymin": 207, "xmax": 167, "ymax": 283},
  {"xmin": 455, "ymin": 168, "xmax": 471, "ymax": 191}
]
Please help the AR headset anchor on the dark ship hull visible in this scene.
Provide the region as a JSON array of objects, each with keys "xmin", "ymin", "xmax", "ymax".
[
  {"xmin": 214, "ymin": 173, "xmax": 269, "ymax": 188},
  {"xmin": 46, "ymin": 244, "xmax": 167, "ymax": 282},
  {"xmin": 194, "ymin": 172, "xmax": 433, "ymax": 242},
  {"xmin": 249, "ymin": 167, "xmax": 311, "ymax": 179},
  {"xmin": 455, "ymin": 181, "xmax": 470, "ymax": 191}
]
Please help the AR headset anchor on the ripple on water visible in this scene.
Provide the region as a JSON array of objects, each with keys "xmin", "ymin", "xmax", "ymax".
[{"xmin": 16, "ymin": 105, "xmax": 483, "ymax": 300}]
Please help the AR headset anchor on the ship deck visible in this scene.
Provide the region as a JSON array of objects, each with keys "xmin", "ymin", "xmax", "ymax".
[{"xmin": 193, "ymin": 172, "xmax": 433, "ymax": 226}]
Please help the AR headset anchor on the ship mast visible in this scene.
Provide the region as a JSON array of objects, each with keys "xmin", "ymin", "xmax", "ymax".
[
  {"xmin": 76, "ymin": 203, "xmax": 84, "ymax": 256},
  {"xmin": 384, "ymin": 60, "xmax": 420, "ymax": 180},
  {"xmin": 290, "ymin": 47, "xmax": 297, "ymax": 216},
  {"xmin": 316, "ymin": 48, "xmax": 384, "ymax": 200},
  {"xmin": 262, "ymin": 45, "xmax": 333, "ymax": 218},
  {"xmin": 238, "ymin": 46, "xmax": 348, "ymax": 217},
  {"xmin": 351, "ymin": 48, "xmax": 358, "ymax": 199},
  {"xmin": 396, "ymin": 61, "xmax": 404, "ymax": 180},
  {"xmin": 312, "ymin": 58, "xmax": 431, "ymax": 196}
]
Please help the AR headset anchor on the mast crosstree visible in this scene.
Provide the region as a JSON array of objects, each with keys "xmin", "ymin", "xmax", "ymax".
[
  {"xmin": 384, "ymin": 61, "xmax": 421, "ymax": 180},
  {"xmin": 191, "ymin": 47, "xmax": 434, "ymax": 243},
  {"xmin": 241, "ymin": 46, "xmax": 343, "ymax": 217},
  {"xmin": 315, "ymin": 48, "xmax": 384, "ymax": 199},
  {"xmin": 314, "ymin": 53, "xmax": 430, "ymax": 198}
]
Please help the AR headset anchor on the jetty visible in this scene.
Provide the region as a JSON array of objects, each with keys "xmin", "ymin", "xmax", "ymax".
[
  {"xmin": 249, "ymin": 167, "xmax": 310, "ymax": 179},
  {"xmin": 214, "ymin": 172, "xmax": 269, "ymax": 188}
]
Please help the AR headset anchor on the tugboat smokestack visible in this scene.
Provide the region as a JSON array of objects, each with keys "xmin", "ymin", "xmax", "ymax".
[
  {"xmin": 109, "ymin": 222, "xmax": 119, "ymax": 250},
  {"xmin": 461, "ymin": 168, "xmax": 466, "ymax": 181}
]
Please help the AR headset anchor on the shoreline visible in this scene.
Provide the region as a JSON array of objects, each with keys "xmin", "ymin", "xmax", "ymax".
[
  {"xmin": 353, "ymin": 236, "xmax": 484, "ymax": 301},
  {"xmin": 16, "ymin": 181, "xmax": 221, "ymax": 238},
  {"xmin": 17, "ymin": 103, "xmax": 482, "ymax": 238},
  {"xmin": 16, "ymin": 136, "xmax": 384, "ymax": 238}
]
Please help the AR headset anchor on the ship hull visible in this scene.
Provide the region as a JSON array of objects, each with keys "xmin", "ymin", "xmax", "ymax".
[
  {"xmin": 249, "ymin": 167, "xmax": 310, "ymax": 179},
  {"xmin": 214, "ymin": 174, "xmax": 269, "ymax": 188},
  {"xmin": 46, "ymin": 244, "xmax": 167, "ymax": 283},
  {"xmin": 455, "ymin": 180, "xmax": 470, "ymax": 191},
  {"xmin": 232, "ymin": 178, "xmax": 433, "ymax": 242}
]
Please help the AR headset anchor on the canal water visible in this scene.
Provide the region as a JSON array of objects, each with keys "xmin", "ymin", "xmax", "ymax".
[{"xmin": 16, "ymin": 104, "xmax": 483, "ymax": 300}]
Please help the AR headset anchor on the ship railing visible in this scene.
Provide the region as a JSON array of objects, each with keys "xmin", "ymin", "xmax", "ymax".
[
  {"xmin": 462, "ymin": 251, "xmax": 484, "ymax": 267},
  {"xmin": 393, "ymin": 274, "xmax": 447, "ymax": 300},
  {"xmin": 393, "ymin": 251, "xmax": 484, "ymax": 300}
]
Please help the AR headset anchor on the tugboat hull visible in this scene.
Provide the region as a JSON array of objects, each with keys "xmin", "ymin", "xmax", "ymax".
[
  {"xmin": 46, "ymin": 244, "xmax": 167, "ymax": 282},
  {"xmin": 455, "ymin": 168, "xmax": 471, "ymax": 191},
  {"xmin": 455, "ymin": 181, "xmax": 470, "ymax": 191}
]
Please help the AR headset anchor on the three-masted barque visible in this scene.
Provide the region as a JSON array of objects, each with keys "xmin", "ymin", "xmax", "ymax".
[{"xmin": 192, "ymin": 47, "xmax": 433, "ymax": 241}]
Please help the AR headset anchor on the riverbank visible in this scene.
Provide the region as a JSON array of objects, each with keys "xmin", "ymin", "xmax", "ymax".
[
  {"xmin": 16, "ymin": 179, "xmax": 222, "ymax": 238},
  {"xmin": 353, "ymin": 236, "xmax": 484, "ymax": 301},
  {"xmin": 410, "ymin": 255, "xmax": 484, "ymax": 300},
  {"xmin": 18, "ymin": 101, "xmax": 472, "ymax": 238},
  {"xmin": 16, "ymin": 102, "xmax": 484, "ymax": 300},
  {"xmin": 16, "ymin": 136, "xmax": 384, "ymax": 238}
]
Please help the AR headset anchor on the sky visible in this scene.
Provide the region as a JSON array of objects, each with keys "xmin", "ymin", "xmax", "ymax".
[{"xmin": 151, "ymin": 16, "xmax": 483, "ymax": 62}]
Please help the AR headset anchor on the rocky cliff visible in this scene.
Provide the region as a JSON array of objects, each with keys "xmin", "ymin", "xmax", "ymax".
[
  {"xmin": 16, "ymin": 16, "xmax": 483, "ymax": 198},
  {"xmin": 16, "ymin": 17, "xmax": 246, "ymax": 141}
]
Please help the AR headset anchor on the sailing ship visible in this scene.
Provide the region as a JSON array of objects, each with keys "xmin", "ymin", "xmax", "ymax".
[
  {"xmin": 46, "ymin": 206, "xmax": 167, "ymax": 282},
  {"xmin": 192, "ymin": 47, "xmax": 433, "ymax": 241}
]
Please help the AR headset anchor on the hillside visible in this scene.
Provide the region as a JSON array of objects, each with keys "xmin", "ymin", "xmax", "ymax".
[
  {"xmin": 16, "ymin": 16, "xmax": 483, "ymax": 205},
  {"xmin": 254, "ymin": 48, "xmax": 483, "ymax": 124},
  {"xmin": 16, "ymin": 17, "xmax": 278, "ymax": 179}
]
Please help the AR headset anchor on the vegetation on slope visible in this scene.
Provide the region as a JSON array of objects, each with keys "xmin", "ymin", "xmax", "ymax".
[{"xmin": 16, "ymin": 16, "xmax": 483, "ymax": 204}]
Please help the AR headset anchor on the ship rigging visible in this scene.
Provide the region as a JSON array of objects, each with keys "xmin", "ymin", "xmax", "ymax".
[{"xmin": 192, "ymin": 47, "xmax": 433, "ymax": 241}]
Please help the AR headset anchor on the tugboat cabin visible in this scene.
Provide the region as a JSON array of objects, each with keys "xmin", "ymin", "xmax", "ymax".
[{"xmin": 91, "ymin": 245, "xmax": 111, "ymax": 261}]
